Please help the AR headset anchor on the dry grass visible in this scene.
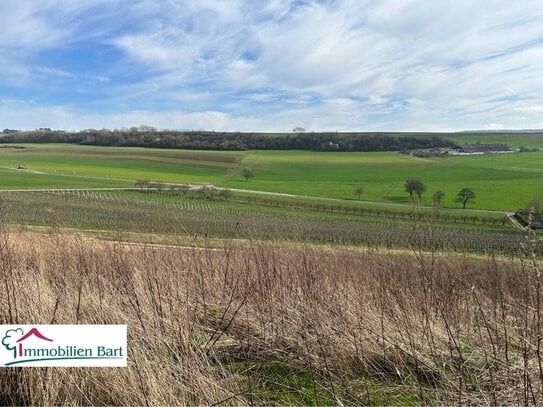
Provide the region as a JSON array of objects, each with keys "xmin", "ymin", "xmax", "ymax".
[{"xmin": 0, "ymin": 225, "xmax": 542, "ymax": 405}]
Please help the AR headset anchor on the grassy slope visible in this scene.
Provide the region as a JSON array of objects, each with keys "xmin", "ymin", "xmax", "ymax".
[
  {"xmin": 1, "ymin": 143, "xmax": 542, "ymax": 211},
  {"xmin": 0, "ymin": 168, "xmax": 130, "ymax": 188},
  {"xmin": 221, "ymin": 150, "xmax": 543, "ymax": 211},
  {"xmin": 0, "ymin": 144, "xmax": 243, "ymax": 187},
  {"xmin": 1, "ymin": 232, "xmax": 542, "ymax": 405}
]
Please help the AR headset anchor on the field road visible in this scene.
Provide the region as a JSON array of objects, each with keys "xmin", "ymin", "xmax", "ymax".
[
  {"xmin": 224, "ymin": 186, "xmax": 516, "ymax": 216},
  {"xmin": 0, "ymin": 183, "xmax": 517, "ymax": 218},
  {"xmin": 1, "ymin": 167, "xmax": 517, "ymax": 216}
]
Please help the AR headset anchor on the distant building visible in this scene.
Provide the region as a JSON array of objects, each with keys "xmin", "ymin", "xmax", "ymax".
[
  {"xmin": 450, "ymin": 143, "xmax": 512, "ymax": 155},
  {"xmin": 514, "ymin": 211, "xmax": 543, "ymax": 229}
]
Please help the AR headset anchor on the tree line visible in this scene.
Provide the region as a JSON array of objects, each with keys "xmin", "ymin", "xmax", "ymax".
[
  {"xmin": 403, "ymin": 180, "xmax": 476, "ymax": 209},
  {"xmin": 0, "ymin": 128, "xmax": 456, "ymax": 152},
  {"xmin": 354, "ymin": 180, "xmax": 476, "ymax": 209},
  {"xmin": 134, "ymin": 179, "xmax": 233, "ymax": 200}
]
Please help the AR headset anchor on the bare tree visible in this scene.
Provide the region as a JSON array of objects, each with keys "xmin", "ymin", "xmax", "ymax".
[
  {"xmin": 199, "ymin": 186, "xmax": 217, "ymax": 200},
  {"xmin": 526, "ymin": 196, "xmax": 543, "ymax": 223},
  {"xmin": 432, "ymin": 191, "xmax": 445, "ymax": 208},
  {"xmin": 219, "ymin": 189, "xmax": 233, "ymax": 200},
  {"xmin": 355, "ymin": 187, "xmax": 364, "ymax": 200},
  {"xmin": 154, "ymin": 181, "xmax": 165, "ymax": 194},
  {"xmin": 405, "ymin": 179, "xmax": 427, "ymax": 202},
  {"xmin": 135, "ymin": 179, "xmax": 149, "ymax": 192},
  {"xmin": 242, "ymin": 168, "xmax": 254, "ymax": 182},
  {"xmin": 454, "ymin": 188, "xmax": 476, "ymax": 209},
  {"xmin": 179, "ymin": 184, "xmax": 191, "ymax": 197}
]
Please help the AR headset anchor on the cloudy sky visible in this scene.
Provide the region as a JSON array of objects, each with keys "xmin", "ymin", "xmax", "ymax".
[{"xmin": 1, "ymin": 0, "xmax": 542, "ymax": 131}]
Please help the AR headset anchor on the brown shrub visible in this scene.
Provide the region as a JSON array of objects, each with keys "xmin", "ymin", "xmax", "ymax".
[{"xmin": 0, "ymin": 230, "xmax": 541, "ymax": 405}]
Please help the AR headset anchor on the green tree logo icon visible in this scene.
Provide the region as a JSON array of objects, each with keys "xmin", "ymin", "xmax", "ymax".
[{"xmin": 2, "ymin": 328, "xmax": 24, "ymax": 359}]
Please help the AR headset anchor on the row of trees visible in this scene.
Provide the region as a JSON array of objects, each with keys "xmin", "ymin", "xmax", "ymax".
[
  {"xmin": 134, "ymin": 180, "xmax": 233, "ymax": 200},
  {"xmin": 404, "ymin": 180, "xmax": 476, "ymax": 209},
  {"xmin": 354, "ymin": 181, "xmax": 476, "ymax": 209},
  {"xmin": 0, "ymin": 129, "xmax": 456, "ymax": 152}
]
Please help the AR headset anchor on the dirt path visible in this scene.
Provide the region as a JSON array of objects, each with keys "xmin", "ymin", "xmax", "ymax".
[
  {"xmin": 223, "ymin": 186, "xmax": 514, "ymax": 216},
  {"xmin": 6, "ymin": 167, "xmax": 133, "ymax": 183},
  {"xmin": 0, "ymin": 182, "xmax": 514, "ymax": 216},
  {"xmin": 507, "ymin": 213, "xmax": 527, "ymax": 231},
  {"xmin": 0, "ymin": 166, "xmax": 514, "ymax": 217},
  {"xmin": 377, "ymin": 182, "xmax": 396, "ymax": 201}
]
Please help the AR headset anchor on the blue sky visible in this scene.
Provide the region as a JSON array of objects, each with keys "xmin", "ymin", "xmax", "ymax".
[{"xmin": 1, "ymin": 0, "xmax": 543, "ymax": 131}]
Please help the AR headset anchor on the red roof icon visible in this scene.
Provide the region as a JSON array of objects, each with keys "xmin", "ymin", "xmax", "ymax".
[{"xmin": 16, "ymin": 328, "xmax": 53, "ymax": 343}]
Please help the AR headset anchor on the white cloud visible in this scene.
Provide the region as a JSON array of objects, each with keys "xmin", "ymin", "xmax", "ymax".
[
  {"xmin": 514, "ymin": 105, "xmax": 543, "ymax": 113},
  {"xmin": 0, "ymin": 0, "xmax": 123, "ymax": 84},
  {"xmin": 1, "ymin": 0, "xmax": 543, "ymax": 130},
  {"xmin": 484, "ymin": 123, "xmax": 506, "ymax": 130},
  {"xmin": 106, "ymin": 0, "xmax": 543, "ymax": 129},
  {"xmin": 0, "ymin": 102, "xmax": 260, "ymax": 132}
]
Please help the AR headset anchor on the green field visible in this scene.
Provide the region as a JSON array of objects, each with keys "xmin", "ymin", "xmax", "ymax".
[
  {"xmin": 0, "ymin": 144, "xmax": 243, "ymax": 186},
  {"xmin": 0, "ymin": 143, "xmax": 542, "ymax": 211},
  {"xmin": 222, "ymin": 150, "xmax": 543, "ymax": 211}
]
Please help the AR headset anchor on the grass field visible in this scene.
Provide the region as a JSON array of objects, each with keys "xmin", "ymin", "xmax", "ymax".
[
  {"xmin": 222, "ymin": 150, "xmax": 543, "ymax": 211},
  {"xmin": 0, "ymin": 143, "xmax": 542, "ymax": 211},
  {"xmin": 0, "ymin": 144, "xmax": 244, "ymax": 187}
]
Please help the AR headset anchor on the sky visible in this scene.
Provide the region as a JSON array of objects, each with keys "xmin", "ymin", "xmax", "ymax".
[{"xmin": 0, "ymin": 0, "xmax": 543, "ymax": 132}]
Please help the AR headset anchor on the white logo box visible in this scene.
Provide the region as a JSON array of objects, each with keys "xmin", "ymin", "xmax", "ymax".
[{"xmin": 0, "ymin": 325, "xmax": 127, "ymax": 367}]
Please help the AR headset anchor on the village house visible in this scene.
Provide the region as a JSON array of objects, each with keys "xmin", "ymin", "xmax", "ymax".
[{"xmin": 449, "ymin": 143, "xmax": 512, "ymax": 155}]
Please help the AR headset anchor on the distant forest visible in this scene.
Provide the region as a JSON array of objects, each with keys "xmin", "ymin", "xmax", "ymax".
[{"xmin": 0, "ymin": 128, "xmax": 457, "ymax": 152}]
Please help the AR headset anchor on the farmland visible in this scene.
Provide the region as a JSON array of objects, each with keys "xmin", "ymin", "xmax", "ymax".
[
  {"xmin": 0, "ymin": 190, "xmax": 531, "ymax": 255},
  {"xmin": 222, "ymin": 150, "xmax": 543, "ymax": 210},
  {"xmin": 0, "ymin": 141, "xmax": 541, "ymax": 255},
  {"xmin": 0, "ymin": 139, "xmax": 542, "ymax": 405},
  {"xmin": 1, "ymin": 143, "xmax": 541, "ymax": 211},
  {"xmin": 0, "ymin": 144, "xmax": 243, "ymax": 186},
  {"xmin": 4, "ymin": 1, "xmax": 543, "ymax": 404}
]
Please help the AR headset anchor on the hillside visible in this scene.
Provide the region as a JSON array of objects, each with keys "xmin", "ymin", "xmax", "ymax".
[{"xmin": 0, "ymin": 229, "xmax": 541, "ymax": 405}]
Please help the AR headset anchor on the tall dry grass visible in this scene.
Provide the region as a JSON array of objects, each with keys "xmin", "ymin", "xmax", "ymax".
[{"xmin": 0, "ymin": 224, "xmax": 542, "ymax": 405}]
